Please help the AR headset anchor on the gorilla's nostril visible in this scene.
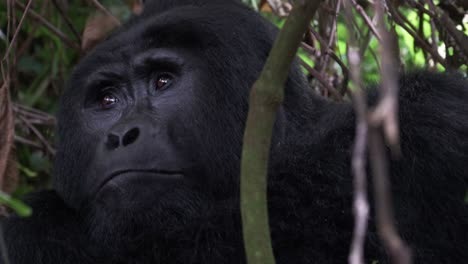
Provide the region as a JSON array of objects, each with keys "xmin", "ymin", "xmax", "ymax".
[
  {"xmin": 122, "ymin": 127, "xmax": 140, "ymax": 146},
  {"xmin": 106, "ymin": 134, "xmax": 120, "ymax": 149}
]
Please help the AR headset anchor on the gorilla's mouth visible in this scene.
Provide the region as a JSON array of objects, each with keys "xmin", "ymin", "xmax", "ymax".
[{"xmin": 96, "ymin": 169, "xmax": 184, "ymax": 195}]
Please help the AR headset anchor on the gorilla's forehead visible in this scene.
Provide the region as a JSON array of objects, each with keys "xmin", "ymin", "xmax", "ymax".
[
  {"xmin": 67, "ymin": 3, "xmax": 276, "ymax": 100},
  {"xmin": 103, "ymin": 4, "xmax": 257, "ymax": 56},
  {"xmin": 75, "ymin": 4, "xmax": 261, "ymax": 74}
]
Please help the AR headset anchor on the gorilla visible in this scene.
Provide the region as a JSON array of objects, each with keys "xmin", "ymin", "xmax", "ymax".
[{"xmin": 2, "ymin": 0, "xmax": 468, "ymax": 263}]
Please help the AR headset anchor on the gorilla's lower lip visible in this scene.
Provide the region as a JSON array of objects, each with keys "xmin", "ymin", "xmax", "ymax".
[{"xmin": 96, "ymin": 169, "xmax": 184, "ymax": 195}]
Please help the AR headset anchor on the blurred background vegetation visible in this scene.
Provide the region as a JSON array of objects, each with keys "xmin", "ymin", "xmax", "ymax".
[{"xmin": 0, "ymin": 0, "xmax": 467, "ymax": 208}]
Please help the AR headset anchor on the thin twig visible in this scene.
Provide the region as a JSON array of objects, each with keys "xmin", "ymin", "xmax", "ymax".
[
  {"xmin": 349, "ymin": 0, "xmax": 382, "ymax": 42},
  {"xmin": 368, "ymin": 129, "xmax": 411, "ymax": 264},
  {"xmin": 2, "ymin": 0, "xmax": 32, "ymax": 62},
  {"xmin": 428, "ymin": 15, "xmax": 439, "ymax": 68},
  {"xmin": 426, "ymin": 0, "xmax": 468, "ymax": 60},
  {"xmin": 13, "ymin": 104, "xmax": 56, "ymax": 126},
  {"xmin": 14, "ymin": 0, "xmax": 80, "ymax": 51},
  {"xmin": 51, "ymin": 0, "xmax": 82, "ymax": 43},
  {"xmin": 16, "ymin": 0, "xmax": 48, "ymax": 60},
  {"xmin": 299, "ymin": 58, "xmax": 343, "ymax": 101},
  {"xmin": 386, "ymin": 4, "xmax": 447, "ymax": 67},
  {"xmin": 371, "ymin": 2, "xmax": 400, "ymax": 151},
  {"xmin": 343, "ymin": 1, "xmax": 370, "ymax": 263},
  {"xmin": 17, "ymin": 116, "xmax": 56, "ymax": 156},
  {"xmin": 14, "ymin": 135, "xmax": 43, "ymax": 149},
  {"xmin": 0, "ymin": 1, "xmax": 17, "ymax": 199},
  {"xmin": 305, "ymin": 30, "xmax": 348, "ymax": 71},
  {"xmin": 306, "ymin": 27, "xmax": 350, "ymax": 94},
  {"xmin": 88, "ymin": 0, "xmax": 121, "ymax": 26},
  {"xmin": 407, "ymin": 0, "xmax": 435, "ymax": 17},
  {"xmin": 319, "ymin": 0, "xmax": 342, "ymax": 73},
  {"xmin": 369, "ymin": 1, "xmax": 411, "ymax": 263}
]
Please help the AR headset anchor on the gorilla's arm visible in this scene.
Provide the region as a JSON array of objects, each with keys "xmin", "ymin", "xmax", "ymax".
[{"xmin": 1, "ymin": 191, "xmax": 93, "ymax": 264}]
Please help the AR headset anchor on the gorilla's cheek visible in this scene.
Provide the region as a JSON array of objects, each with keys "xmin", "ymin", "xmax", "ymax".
[{"xmin": 69, "ymin": 50, "xmax": 223, "ymax": 212}]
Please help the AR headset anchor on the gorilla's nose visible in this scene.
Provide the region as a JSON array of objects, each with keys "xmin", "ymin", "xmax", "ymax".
[{"xmin": 106, "ymin": 127, "xmax": 140, "ymax": 150}]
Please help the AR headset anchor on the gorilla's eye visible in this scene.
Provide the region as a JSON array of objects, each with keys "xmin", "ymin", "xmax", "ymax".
[
  {"xmin": 101, "ymin": 94, "xmax": 119, "ymax": 108},
  {"xmin": 156, "ymin": 74, "xmax": 173, "ymax": 90}
]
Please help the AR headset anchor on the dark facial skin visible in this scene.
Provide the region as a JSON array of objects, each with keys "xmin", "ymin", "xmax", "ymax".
[{"xmin": 81, "ymin": 49, "xmax": 204, "ymax": 210}]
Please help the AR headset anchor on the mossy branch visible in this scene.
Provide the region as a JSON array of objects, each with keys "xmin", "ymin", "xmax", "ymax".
[{"xmin": 240, "ymin": 1, "xmax": 322, "ymax": 264}]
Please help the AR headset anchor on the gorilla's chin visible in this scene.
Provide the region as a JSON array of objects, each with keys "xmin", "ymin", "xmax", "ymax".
[{"xmin": 85, "ymin": 182, "xmax": 207, "ymax": 250}]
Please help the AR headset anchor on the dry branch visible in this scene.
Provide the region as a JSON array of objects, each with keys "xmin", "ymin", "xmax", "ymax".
[
  {"xmin": 0, "ymin": 82, "xmax": 17, "ymax": 194},
  {"xmin": 369, "ymin": 1, "xmax": 411, "ymax": 263},
  {"xmin": 88, "ymin": 0, "xmax": 121, "ymax": 26},
  {"xmin": 343, "ymin": 1, "xmax": 370, "ymax": 263}
]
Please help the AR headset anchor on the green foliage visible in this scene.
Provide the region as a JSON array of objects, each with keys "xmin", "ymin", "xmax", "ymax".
[
  {"xmin": 0, "ymin": 191, "xmax": 32, "ymax": 217},
  {"xmin": 242, "ymin": 0, "xmax": 261, "ymax": 11},
  {"xmin": 2, "ymin": 0, "xmax": 95, "ymax": 198}
]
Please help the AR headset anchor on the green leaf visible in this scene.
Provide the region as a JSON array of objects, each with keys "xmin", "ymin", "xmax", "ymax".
[
  {"xmin": 0, "ymin": 192, "xmax": 32, "ymax": 217},
  {"xmin": 17, "ymin": 56, "xmax": 43, "ymax": 75},
  {"xmin": 29, "ymin": 151, "xmax": 52, "ymax": 173},
  {"xmin": 19, "ymin": 164, "xmax": 38, "ymax": 178}
]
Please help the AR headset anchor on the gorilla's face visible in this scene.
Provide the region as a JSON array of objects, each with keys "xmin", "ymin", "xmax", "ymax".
[
  {"xmin": 80, "ymin": 48, "xmax": 207, "ymax": 211},
  {"xmin": 51, "ymin": 5, "xmax": 282, "ymax": 246},
  {"xmin": 54, "ymin": 5, "xmax": 273, "ymax": 222},
  {"xmin": 64, "ymin": 47, "xmax": 240, "ymax": 211}
]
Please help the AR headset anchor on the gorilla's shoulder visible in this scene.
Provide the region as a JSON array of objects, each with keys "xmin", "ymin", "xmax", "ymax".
[
  {"xmin": 366, "ymin": 70, "xmax": 468, "ymax": 104},
  {"xmin": 395, "ymin": 71, "xmax": 468, "ymax": 191},
  {"xmin": 397, "ymin": 71, "xmax": 468, "ymax": 128},
  {"xmin": 365, "ymin": 70, "xmax": 468, "ymax": 133},
  {"xmin": 398, "ymin": 70, "xmax": 468, "ymax": 101}
]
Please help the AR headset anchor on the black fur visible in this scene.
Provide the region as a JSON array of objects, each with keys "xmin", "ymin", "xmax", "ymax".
[{"xmin": 2, "ymin": 1, "xmax": 467, "ymax": 263}]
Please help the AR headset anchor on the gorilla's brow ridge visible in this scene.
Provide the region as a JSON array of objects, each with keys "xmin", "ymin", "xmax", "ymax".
[
  {"xmin": 86, "ymin": 66, "xmax": 127, "ymax": 88},
  {"xmin": 132, "ymin": 49, "xmax": 185, "ymax": 72}
]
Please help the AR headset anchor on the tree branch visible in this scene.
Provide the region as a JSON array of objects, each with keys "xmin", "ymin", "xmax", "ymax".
[
  {"xmin": 240, "ymin": 1, "xmax": 322, "ymax": 263},
  {"xmin": 343, "ymin": 1, "xmax": 370, "ymax": 263},
  {"xmin": 369, "ymin": 1, "xmax": 411, "ymax": 263}
]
